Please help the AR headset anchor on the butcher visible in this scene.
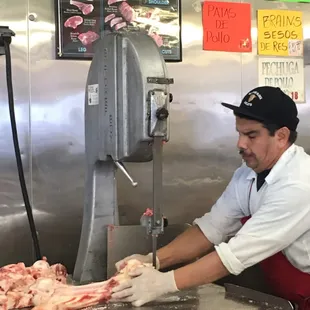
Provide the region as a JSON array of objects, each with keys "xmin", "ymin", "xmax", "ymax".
[{"xmin": 111, "ymin": 86, "xmax": 310, "ymax": 309}]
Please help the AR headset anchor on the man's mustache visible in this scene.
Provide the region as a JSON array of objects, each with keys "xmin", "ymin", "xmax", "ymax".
[{"xmin": 239, "ymin": 149, "xmax": 254, "ymax": 157}]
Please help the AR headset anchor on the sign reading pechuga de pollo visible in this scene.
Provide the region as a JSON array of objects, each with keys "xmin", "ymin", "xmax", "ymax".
[
  {"xmin": 258, "ymin": 57, "xmax": 305, "ymax": 103},
  {"xmin": 257, "ymin": 9, "xmax": 303, "ymax": 56}
]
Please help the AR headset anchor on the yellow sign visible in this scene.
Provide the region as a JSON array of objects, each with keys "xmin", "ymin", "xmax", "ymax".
[{"xmin": 257, "ymin": 10, "xmax": 303, "ymax": 56}]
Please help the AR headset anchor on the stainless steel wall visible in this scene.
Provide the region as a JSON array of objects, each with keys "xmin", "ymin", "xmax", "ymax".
[{"xmin": 1, "ymin": 0, "xmax": 310, "ymax": 275}]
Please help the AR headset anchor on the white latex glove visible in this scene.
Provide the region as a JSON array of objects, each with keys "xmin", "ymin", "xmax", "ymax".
[
  {"xmin": 110, "ymin": 266, "xmax": 179, "ymax": 307},
  {"xmin": 115, "ymin": 253, "xmax": 160, "ymax": 271}
]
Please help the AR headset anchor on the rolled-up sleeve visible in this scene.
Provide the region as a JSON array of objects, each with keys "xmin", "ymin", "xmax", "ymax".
[
  {"xmin": 193, "ymin": 167, "xmax": 245, "ymax": 245},
  {"xmin": 215, "ymin": 183, "xmax": 310, "ymax": 275}
]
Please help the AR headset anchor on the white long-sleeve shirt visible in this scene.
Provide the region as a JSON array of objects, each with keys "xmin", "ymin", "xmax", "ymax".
[{"xmin": 194, "ymin": 144, "xmax": 310, "ymax": 275}]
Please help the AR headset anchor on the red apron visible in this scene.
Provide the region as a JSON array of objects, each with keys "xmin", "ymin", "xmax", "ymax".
[{"xmin": 241, "ymin": 216, "xmax": 310, "ymax": 309}]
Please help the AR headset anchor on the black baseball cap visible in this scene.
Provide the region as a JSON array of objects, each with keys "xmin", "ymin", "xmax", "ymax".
[{"xmin": 221, "ymin": 86, "xmax": 299, "ymax": 131}]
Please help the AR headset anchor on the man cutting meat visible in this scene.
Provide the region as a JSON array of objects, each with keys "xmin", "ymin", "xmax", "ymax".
[{"xmin": 111, "ymin": 86, "xmax": 310, "ymax": 309}]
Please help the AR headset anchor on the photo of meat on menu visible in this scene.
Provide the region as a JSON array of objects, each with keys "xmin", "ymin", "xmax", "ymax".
[
  {"xmin": 102, "ymin": 0, "xmax": 182, "ymax": 62},
  {"xmin": 55, "ymin": 0, "xmax": 101, "ymax": 59}
]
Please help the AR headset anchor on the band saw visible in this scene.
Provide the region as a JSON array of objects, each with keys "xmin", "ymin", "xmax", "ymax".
[
  {"xmin": 72, "ymin": 31, "xmax": 173, "ymax": 283},
  {"xmin": 0, "ymin": 22, "xmax": 297, "ymax": 310}
]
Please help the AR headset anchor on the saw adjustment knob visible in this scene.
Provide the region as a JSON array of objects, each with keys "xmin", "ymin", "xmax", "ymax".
[{"xmin": 156, "ymin": 107, "xmax": 169, "ymax": 120}]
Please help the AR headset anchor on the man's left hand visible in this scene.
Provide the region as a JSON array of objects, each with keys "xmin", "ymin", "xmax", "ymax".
[{"xmin": 110, "ymin": 267, "xmax": 179, "ymax": 307}]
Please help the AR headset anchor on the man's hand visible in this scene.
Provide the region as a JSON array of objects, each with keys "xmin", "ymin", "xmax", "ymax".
[
  {"xmin": 110, "ymin": 267, "xmax": 178, "ymax": 307},
  {"xmin": 115, "ymin": 253, "xmax": 160, "ymax": 271}
]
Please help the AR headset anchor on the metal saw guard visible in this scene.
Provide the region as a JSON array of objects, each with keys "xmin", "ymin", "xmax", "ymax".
[{"xmin": 73, "ymin": 32, "xmax": 173, "ymax": 283}]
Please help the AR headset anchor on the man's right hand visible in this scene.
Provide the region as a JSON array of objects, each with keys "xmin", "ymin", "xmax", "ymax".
[{"xmin": 115, "ymin": 253, "xmax": 160, "ymax": 271}]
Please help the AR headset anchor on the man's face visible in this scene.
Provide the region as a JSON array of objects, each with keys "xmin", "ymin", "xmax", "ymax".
[{"xmin": 235, "ymin": 116, "xmax": 287, "ymax": 173}]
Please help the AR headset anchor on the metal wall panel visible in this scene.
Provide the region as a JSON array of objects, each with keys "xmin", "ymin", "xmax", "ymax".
[
  {"xmin": 0, "ymin": 0, "xmax": 33, "ymax": 266},
  {"xmin": 0, "ymin": 0, "xmax": 310, "ymax": 279},
  {"xmin": 28, "ymin": 0, "xmax": 87, "ymax": 271}
]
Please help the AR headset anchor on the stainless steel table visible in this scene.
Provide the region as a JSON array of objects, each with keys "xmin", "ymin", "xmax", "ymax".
[{"xmin": 89, "ymin": 284, "xmax": 261, "ymax": 310}]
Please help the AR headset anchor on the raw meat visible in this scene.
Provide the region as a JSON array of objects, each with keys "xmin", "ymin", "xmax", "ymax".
[
  {"xmin": 107, "ymin": 0, "xmax": 125, "ymax": 5},
  {"xmin": 150, "ymin": 33, "xmax": 164, "ymax": 47},
  {"xmin": 64, "ymin": 16, "xmax": 83, "ymax": 29},
  {"xmin": 78, "ymin": 31, "xmax": 99, "ymax": 45},
  {"xmin": 70, "ymin": 0, "xmax": 94, "ymax": 15},
  {"xmin": 104, "ymin": 13, "xmax": 115, "ymax": 23},
  {"xmin": 143, "ymin": 208, "xmax": 153, "ymax": 216},
  {"xmin": 110, "ymin": 17, "xmax": 123, "ymax": 28},
  {"xmin": 119, "ymin": 2, "xmax": 136, "ymax": 23},
  {"xmin": 0, "ymin": 258, "xmax": 150, "ymax": 310},
  {"xmin": 0, "ymin": 256, "xmax": 67, "ymax": 310},
  {"xmin": 32, "ymin": 259, "xmax": 148, "ymax": 310},
  {"xmin": 115, "ymin": 22, "xmax": 127, "ymax": 31}
]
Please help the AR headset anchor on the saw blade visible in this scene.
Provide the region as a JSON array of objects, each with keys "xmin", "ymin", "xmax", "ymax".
[
  {"xmin": 152, "ymin": 234, "xmax": 157, "ymax": 268},
  {"xmin": 151, "ymin": 136, "xmax": 163, "ymax": 268}
]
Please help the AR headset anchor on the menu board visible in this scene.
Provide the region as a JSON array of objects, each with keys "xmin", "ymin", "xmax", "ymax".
[
  {"xmin": 55, "ymin": 0, "xmax": 101, "ymax": 59},
  {"xmin": 102, "ymin": 0, "xmax": 182, "ymax": 62},
  {"xmin": 55, "ymin": 0, "xmax": 182, "ymax": 62}
]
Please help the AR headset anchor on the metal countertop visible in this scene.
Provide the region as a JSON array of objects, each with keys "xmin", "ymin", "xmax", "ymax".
[{"xmin": 89, "ymin": 284, "xmax": 261, "ymax": 310}]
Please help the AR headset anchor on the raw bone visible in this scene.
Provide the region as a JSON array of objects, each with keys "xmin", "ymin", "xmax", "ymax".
[
  {"xmin": 0, "ymin": 258, "xmax": 150, "ymax": 310},
  {"xmin": 32, "ymin": 259, "xmax": 148, "ymax": 310}
]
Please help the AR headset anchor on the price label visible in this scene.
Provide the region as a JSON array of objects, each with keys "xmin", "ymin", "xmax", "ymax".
[
  {"xmin": 290, "ymin": 91, "xmax": 299, "ymax": 101},
  {"xmin": 88, "ymin": 84, "xmax": 99, "ymax": 106},
  {"xmin": 288, "ymin": 40, "xmax": 303, "ymax": 56},
  {"xmin": 281, "ymin": 89, "xmax": 300, "ymax": 101}
]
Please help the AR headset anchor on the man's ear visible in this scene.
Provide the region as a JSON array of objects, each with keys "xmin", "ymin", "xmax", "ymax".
[{"xmin": 276, "ymin": 127, "xmax": 290, "ymax": 145}]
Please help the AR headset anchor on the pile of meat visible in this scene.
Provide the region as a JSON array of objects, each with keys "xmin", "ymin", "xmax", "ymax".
[{"xmin": 0, "ymin": 257, "xmax": 148, "ymax": 310}]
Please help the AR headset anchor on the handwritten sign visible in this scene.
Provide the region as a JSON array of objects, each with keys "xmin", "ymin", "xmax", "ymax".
[
  {"xmin": 202, "ymin": 1, "xmax": 252, "ymax": 53},
  {"xmin": 257, "ymin": 10, "xmax": 303, "ymax": 56},
  {"xmin": 258, "ymin": 57, "xmax": 305, "ymax": 103}
]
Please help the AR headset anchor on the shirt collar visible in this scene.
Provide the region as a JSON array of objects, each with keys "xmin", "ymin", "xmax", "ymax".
[
  {"xmin": 246, "ymin": 169, "xmax": 256, "ymax": 180},
  {"xmin": 265, "ymin": 143, "xmax": 296, "ymax": 184},
  {"xmin": 245, "ymin": 144, "xmax": 297, "ymax": 183}
]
